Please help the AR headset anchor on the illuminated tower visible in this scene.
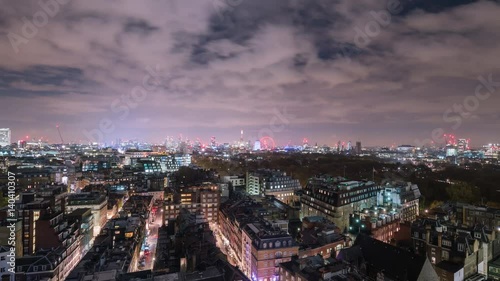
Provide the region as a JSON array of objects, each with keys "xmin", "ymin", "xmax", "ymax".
[{"xmin": 240, "ymin": 130, "xmax": 245, "ymax": 148}]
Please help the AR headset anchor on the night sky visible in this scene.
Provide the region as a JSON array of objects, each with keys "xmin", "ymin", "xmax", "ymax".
[{"xmin": 1, "ymin": 0, "xmax": 500, "ymax": 146}]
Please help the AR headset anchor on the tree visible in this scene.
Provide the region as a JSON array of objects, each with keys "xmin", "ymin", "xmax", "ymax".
[{"xmin": 445, "ymin": 182, "xmax": 481, "ymax": 204}]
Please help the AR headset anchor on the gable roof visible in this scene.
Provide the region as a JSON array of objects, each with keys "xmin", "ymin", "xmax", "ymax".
[{"xmin": 352, "ymin": 234, "xmax": 429, "ymax": 281}]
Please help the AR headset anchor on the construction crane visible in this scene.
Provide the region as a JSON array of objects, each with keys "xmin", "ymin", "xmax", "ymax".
[{"xmin": 56, "ymin": 125, "xmax": 64, "ymax": 144}]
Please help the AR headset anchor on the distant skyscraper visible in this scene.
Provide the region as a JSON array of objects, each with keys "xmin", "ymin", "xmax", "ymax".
[
  {"xmin": 0, "ymin": 128, "xmax": 11, "ymax": 146},
  {"xmin": 253, "ymin": 140, "xmax": 261, "ymax": 151},
  {"xmin": 457, "ymin": 138, "xmax": 469, "ymax": 152},
  {"xmin": 347, "ymin": 141, "xmax": 352, "ymax": 151},
  {"xmin": 355, "ymin": 141, "xmax": 362, "ymax": 154},
  {"xmin": 445, "ymin": 145, "xmax": 458, "ymax": 157},
  {"xmin": 210, "ymin": 136, "xmax": 216, "ymax": 147}
]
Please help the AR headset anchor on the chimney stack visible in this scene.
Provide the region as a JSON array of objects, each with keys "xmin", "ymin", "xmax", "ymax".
[{"xmin": 425, "ymin": 225, "xmax": 431, "ymax": 244}]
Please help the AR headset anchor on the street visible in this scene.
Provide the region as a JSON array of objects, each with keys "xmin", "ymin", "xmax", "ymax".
[
  {"xmin": 135, "ymin": 207, "xmax": 162, "ymax": 271},
  {"xmin": 209, "ymin": 222, "xmax": 241, "ymax": 268}
]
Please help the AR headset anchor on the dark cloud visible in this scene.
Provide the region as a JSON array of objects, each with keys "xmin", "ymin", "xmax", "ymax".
[
  {"xmin": 123, "ymin": 19, "xmax": 159, "ymax": 35},
  {"xmin": 0, "ymin": 0, "xmax": 499, "ymax": 145}
]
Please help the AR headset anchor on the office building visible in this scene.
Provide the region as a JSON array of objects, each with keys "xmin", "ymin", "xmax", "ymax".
[
  {"xmin": 246, "ymin": 170, "xmax": 301, "ymax": 204},
  {"xmin": 0, "ymin": 128, "xmax": 10, "ymax": 147},
  {"xmin": 301, "ymin": 176, "xmax": 380, "ymax": 231},
  {"xmin": 164, "ymin": 184, "xmax": 221, "ymax": 223},
  {"xmin": 378, "ymin": 181, "xmax": 421, "ymax": 222},
  {"xmin": 66, "ymin": 193, "xmax": 108, "ymax": 237}
]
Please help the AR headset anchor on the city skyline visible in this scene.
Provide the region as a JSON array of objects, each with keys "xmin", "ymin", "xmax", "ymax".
[{"xmin": 1, "ymin": 0, "xmax": 500, "ymax": 146}]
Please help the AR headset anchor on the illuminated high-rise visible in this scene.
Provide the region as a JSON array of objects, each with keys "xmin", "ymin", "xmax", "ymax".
[
  {"xmin": 0, "ymin": 128, "xmax": 11, "ymax": 146},
  {"xmin": 457, "ymin": 138, "xmax": 469, "ymax": 152}
]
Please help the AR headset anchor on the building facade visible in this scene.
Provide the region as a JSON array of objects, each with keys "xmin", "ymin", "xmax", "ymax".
[
  {"xmin": 0, "ymin": 129, "xmax": 10, "ymax": 147},
  {"xmin": 246, "ymin": 170, "xmax": 301, "ymax": 204},
  {"xmin": 301, "ymin": 176, "xmax": 380, "ymax": 231},
  {"xmin": 241, "ymin": 222, "xmax": 299, "ymax": 281},
  {"xmin": 66, "ymin": 193, "xmax": 107, "ymax": 237}
]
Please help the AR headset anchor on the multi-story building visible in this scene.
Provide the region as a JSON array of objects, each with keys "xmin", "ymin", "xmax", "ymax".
[
  {"xmin": 222, "ymin": 175, "xmax": 246, "ymax": 188},
  {"xmin": 16, "ymin": 247, "xmax": 76, "ymax": 281},
  {"xmin": 0, "ymin": 246, "xmax": 12, "ymax": 280},
  {"xmin": 1, "ymin": 167, "xmax": 52, "ymax": 189},
  {"xmin": 458, "ymin": 139, "xmax": 470, "ymax": 153},
  {"xmin": 241, "ymin": 222, "xmax": 299, "ymax": 281},
  {"xmin": 355, "ymin": 141, "xmax": 362, "ymax": 155},
  {"xmin": 280, "ymin": 255, "xmax": 351, "ymax": 281},
  {"xmin": 0, "ymin": 129, "xmax": 10, "ymax": 147},
  {"xmin": 66, "ymin": 193, "xmax": 107, "ymax": 236},
  {"xmin": 136, "ymin": 160, "xmax": 162, "ymax": 174},
  {"xmin": 34, "ymin": 211, "xmax": 82, "ymax": 276},
  {"xmin": 453, "ymin": 203, "xmax": 500, "ymax": 231},
  {"xmin": 338, "ymin": 233, "xmax": 439, "ymax": 280},
  {"xmin": 16, "ymin": 193, "xmax": 58, "ymax": 256},
  {"xmin": 164, "ymin": 185, "xmax": 220, "ymax": 223},
  {"xmin": 378, "ymin": 181, "xmax": 421, "ymax": 222},
  {"xmin": 67, "ymin": 217, "xmax": 145, "ymax": 279},
  {"xmin": 246, "ymin": 170, "xmax": 301, "ymax": 204},
  {"xmin": 411, "ymin": 218, "xmax": 500, "ymax": 280},
  {"xmin": 301, "ymin": 176, "xmax": 380, "ymax": 231},
  {"xmin": 174, "ymin": 154, "xmax": 192, "ymax": 167},
  {"xmin": 66, "ymin": 208, "xmax": 94, "ymax": 257},
  {"xmin": 218, "ymin": 195, "xmax": 300, "ymax": 273},
  {"xmin": 0, "ymin": 217, "xmax": 22, "ymax": 257},
  {"xmin": 298, "ymin": 216, "xmax": 349, "ymax": 259},
  {"xmin": 175, "ymin": 209, "xmax": 218, "ymax": 273},
  {"xmin": 490, "ymin": 256, "xmax": 500, "ymax": 280},
  {"xmin": 348, "ymin": 206, "xmax": 402, "ymax": 243}
]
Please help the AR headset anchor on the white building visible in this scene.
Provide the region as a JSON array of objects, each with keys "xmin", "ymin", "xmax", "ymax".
[
  {"xmin": 0, "ymin": 128, "xmax": 11, "ymax": 147},
  {"xmin": 222, "ymin": 175, "xmax": 246, "ymax": 187},
  {"xmin": 0, "ymin": 246, "xmax": 12, "ymax": 279},
  {"xmin": 66, "ymin": 193, "xmax": 108, "ymax": 237}
]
